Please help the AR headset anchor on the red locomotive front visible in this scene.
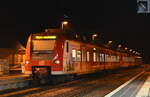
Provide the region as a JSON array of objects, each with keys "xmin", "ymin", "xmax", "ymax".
[{"xmin": 24, "ymin": 32, "xmax": 65, "ymax": 77}]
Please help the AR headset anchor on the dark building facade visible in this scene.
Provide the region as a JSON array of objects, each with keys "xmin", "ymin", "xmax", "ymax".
[{"xmin": 0, "ymin": 41, "xmax": 25, "ymax": 74}]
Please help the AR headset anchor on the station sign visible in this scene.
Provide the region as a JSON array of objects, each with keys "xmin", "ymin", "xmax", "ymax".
[
  {"xmin": 34, "ymin": 36, "xmax": 57, "ymax": 40},
  {"xmin": 137, "ymin": 0, "xmax": 150, "ymax": 13}
]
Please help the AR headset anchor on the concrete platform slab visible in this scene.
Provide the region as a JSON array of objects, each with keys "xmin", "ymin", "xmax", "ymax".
[{"xmin": 0, "ymin": 74, "xmax": 30, "ymax": 91}]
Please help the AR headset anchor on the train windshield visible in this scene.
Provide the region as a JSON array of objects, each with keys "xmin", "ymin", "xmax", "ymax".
[{"xmin": 31, "ymin": 39, "xmax": 56, "ymax": 60}]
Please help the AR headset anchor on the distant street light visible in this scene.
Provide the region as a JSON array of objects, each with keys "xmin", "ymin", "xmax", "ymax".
[
  {"xmin": 105, "ymin": 41, "xmax": 113, "ymax": 48},
  {"xmin": 125, "ymin": 47, "xmax": 128, "ymax": 50},
  {"xmin": 133, "ymin": 51, "xmax": 136, "ymax": 53},
  {"xmin": 129, "ymin": 49, "xmax": 132, "ymax": 52},
  {"xmin": 108, "ymin": 41, "xmax": 112, "ymax": 44},
  {"xmin": 136, "ymin": 52, "xmax": 138, "ymax": 55},
  {"xmin": 61, "ymin": 21, "xmax": 68, "ymax": 31},
  {"xmin": 117, "ymin": 44, "xmax": 122, "ymax": 50},
  {"xmin": 118, "ymin": 44, "xmax": 122, "ymax": 48}
]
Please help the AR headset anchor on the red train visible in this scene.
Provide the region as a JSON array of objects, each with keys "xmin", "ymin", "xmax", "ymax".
[{"xmin": 24, "ymin": 29, "xmax": 142, "ymax": 83}]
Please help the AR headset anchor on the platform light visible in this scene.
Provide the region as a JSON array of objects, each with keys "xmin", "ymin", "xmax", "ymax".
[
  {"xmin": 133, "ymin": 51, "xmax": 136, "ymax": 53},
  {"xmin": 125, "ymin": 47, "xmax": 128, "ymax": 50},
  {"xmin": 35, "ymin": 36, "xmax": 57, "ymax": 39},
  {"xmin": 129, "ymin": 49, "xmax": 132, "ymax": 52},
  {"xmin": 93, "ymin": 48, "xmax": 96, "ymax": 50},
  {"xmin": 108, "ymin": 41, "xmax": 112, "ymax": 44},
  {"xmin": 118, "ymin": 44, "xmax": 122, "ymax": 48},
  {"xmin": 137, "ymin": 52, "xmax": 140, "ymax": 55},
  {"xmin": 92, "ymin": 34, "xmax": 97, "ymax": 37},
  {"xmin": 92, "ymin": 34, "xmax": 98, "ymax": 40},
  {"xmin": 136, "ymin": 52, "xmax": 139, "ymax": 55},
  {"xmin": 62, "ymin": 21, "xmax": 69, "ymax": 31},
  {"xmin": 62, "ymin": 21, "xmax": 68, "ymax": 25}
]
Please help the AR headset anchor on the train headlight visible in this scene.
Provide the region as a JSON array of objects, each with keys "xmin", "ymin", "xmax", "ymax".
[
  {"xmin": 26, "ymin": 60, "xmax": 30, "ymax": 64},
  {"xmin": 54, "ymin": 60, "xmax": 60, "ymax": 64}
]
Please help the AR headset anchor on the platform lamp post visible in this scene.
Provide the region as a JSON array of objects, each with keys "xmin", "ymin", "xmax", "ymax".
[
  {"xmin": 61, "ymin": 21, "xmax": 68, "ymax": 32},
  {"xmin": 92, "ymin": 34, "xmax": 98, "ymax": 41},
  {"xmin": 108, "ymin": 41, "xmax": 113, "ymax": 47}
]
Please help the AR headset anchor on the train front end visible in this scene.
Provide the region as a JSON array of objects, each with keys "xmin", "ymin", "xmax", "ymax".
[{"xmin": 24, "ymin": 33, "xmax": 65, "ymax": 81}]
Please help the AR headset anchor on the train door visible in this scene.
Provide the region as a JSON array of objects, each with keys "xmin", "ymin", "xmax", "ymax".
[
  {"xmin": 69, "ymin": 41, "xmax": 81, "ymax": 73},
  {"xmin": 63, "ymin": 40, "xmax": 81, "ymax": 73},
  {"xmin": 63, "ymin": 40, "xmax": 74, "ymax": 73}
]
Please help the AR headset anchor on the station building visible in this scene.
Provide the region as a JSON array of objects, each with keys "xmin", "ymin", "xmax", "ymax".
[{"xmin": 0, "ymin": 41, "xmax": 25, "ymax": 75}]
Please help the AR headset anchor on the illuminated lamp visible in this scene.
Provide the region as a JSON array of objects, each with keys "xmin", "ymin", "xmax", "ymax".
[
  {"xmin": 26, "ymin": 60, "xmax": 30, "ymax": 64},
  {"xmin": 62, "ymin": 21, "xmax": 68, "ymax": 25},
  {"xmin": 93, "ymin": 48, "xmax": 96, "ymax": 50},
  {"xmin": 54, "ymin": 60, "xmax": 60, "ymax": 64}
]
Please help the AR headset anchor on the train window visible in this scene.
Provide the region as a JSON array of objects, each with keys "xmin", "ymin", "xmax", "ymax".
[
  {"xmin": 72, "ymin": 49, "xmax": 76, "ymax": 61},
  {"xmin": 110, "ymin": 55, "xmax": 114, "ymax": 62},
  {"xmin": 111, "ymin": 55, "xmax": 116, "ymax": 62},
  {"xmin": 82, "ymin": 50, "xmax": 87, "ymax": 62},
  {"xmin": 114, "ymin": 56, "xmax": 118, "ymax": 62},
  {"xmin": 123, "ymin": 57, "xmax": 126, "ymax": 62},
  {"xmin": 105, "ymin": 54, "xmax": 111, "ymax": 62},
  {"xmin": 32, "ymin": 40, "xmax": 55, "ymax": 51},
  {"xmin": 123, "ymin": 57, "xmax": 133, "ymax": 62},
  {"xmin": 93, "ymin": 52, "xmax": 96, "ymax": 62},
  {"xmin": 31, "ymin": 40, "xmax": 56, "ymax": 60},
  {"xmin": 126, "ymin": 57, "xmax": 134, "ymax": 62},
  {"xmin": 110, "ymin": 56, "xmax": 113, "ymax": 62},
  {"xmin": 100, "ymin": 53, "xmax": 105, "ymax": 62},
  {"xmin": 87, "ymin": 51, "xmax": 90, "ymax": 62},
  {"xmin": 76, "ymin": 50, "xmax": 81, "ymax": 61},
  {"xmin": 123, "ymin": 57, "xmax": 128, "ymax": 62},
  {"xmin": 96, "ymin": 53, "xmax": 99, "ymax": 62},
  {"xmin": 117, "ymin": 56, "xmax": 120, "ymax": 62},
  {"xmin": 131, "ymin": 58, "xmax": 135, "ymax": 62},
  {"xmin": 105, "ymin": 54, "xmax": 108, "ymax": 62}
]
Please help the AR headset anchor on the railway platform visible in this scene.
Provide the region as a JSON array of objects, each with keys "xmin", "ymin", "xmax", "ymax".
[
  {"xmin": 105, "ymin": 71, "xmax": 150, "ymax": 97},
  {"xmin": 0, "ymin": 74, "xmax": 30, "ymax": 91}
]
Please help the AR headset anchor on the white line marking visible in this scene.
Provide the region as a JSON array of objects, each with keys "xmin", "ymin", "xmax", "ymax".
[
  {"xmin": 136, "ymin": 76, "xmax": 150, "ymax": 97},
  {"xmin": 104, "ymin": 71, "xmax": 144, "ymax": 97}
]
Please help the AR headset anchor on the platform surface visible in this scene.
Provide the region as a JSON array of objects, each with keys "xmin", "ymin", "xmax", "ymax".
[
  {"xmin": 0, "ymin": 74, "xmax": 30, "ymax": 91},
  {"xmin": 0, "ymin": 74, "xmax": 29, "ymax": 79},
  {"xmin": 105, "ymin": 71, "xmax": 150, "ymax": 97}
]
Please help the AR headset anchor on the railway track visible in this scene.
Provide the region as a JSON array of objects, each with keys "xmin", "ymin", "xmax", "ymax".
[{"xmin": 0, "ymin": 66, "xmax": 145, "ymax": 97}]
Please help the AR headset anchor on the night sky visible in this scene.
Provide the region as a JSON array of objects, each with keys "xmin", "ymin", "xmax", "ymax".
[{"xmin": 1, "ymin": 0, "xmax": 150, "ymax": 63}]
